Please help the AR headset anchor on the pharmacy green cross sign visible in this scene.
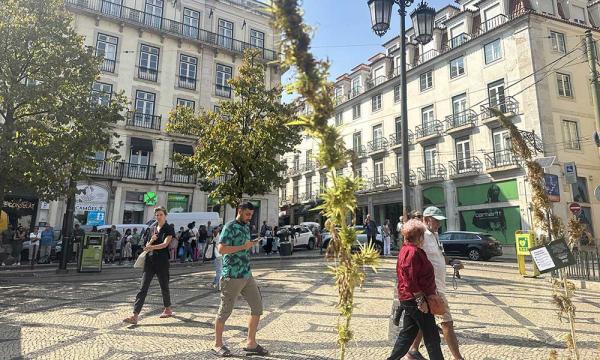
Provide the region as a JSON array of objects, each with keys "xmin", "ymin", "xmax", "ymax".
[{"xmin": 143, "ymin": 192, "xmax": 157, "ymax": 206}]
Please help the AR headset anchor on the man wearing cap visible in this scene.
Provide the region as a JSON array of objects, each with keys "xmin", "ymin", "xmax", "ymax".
[{"xmin": 404, "ymin": 206, "xmax": 464, "ymax": 360}]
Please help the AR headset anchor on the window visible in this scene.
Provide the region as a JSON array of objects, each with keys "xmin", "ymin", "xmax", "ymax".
[
  {"xmin": 572, "ymin": 177, "xmax": 589, "ymax": 203},
  {"xmin": 492, "ymin": 128, "xmax": 512, "ymax": 166},
  {"xmin": 434, "ymin": 15, "xmax": 447, "ymax": 28},
  {"xmin": 424, "ymin": 146, "xmax": 437, "ymax": 177},
  {"xmin": 138, "ymin": 44, "xmax": 159, "ymax": 81},
  {"xmin": 550, "ymin": 31, "xmax": 566, "ymax": 53},
  {"xmin": 130, "ymin": 148, "xmax": 151, "ymax": 166},
  {"xmin": 134, "ymin": 90, "xmax": 156, "ymax": 127},
  {"xmin": 96, "ymin": 33, "xmax": 118, "ymax": 73},
  {"xmin": 396, "ymin": 154, "xmax": 402, "ymax": 175},
  {"xmin": 371, "ymin": 94, "xmax": 382, "ymax": 111},
  {"xmin": 292, "ymin": 180, "xmax": 299, "ymax": 201},
  {"xmin": 250, "ymin": 29, "xmax": 265, "ymax": 48},
  {"xmin": 372, "ymin": 124, "xmax": 383, "ymax": 149},
  {"xmin": 563, "ymin": 120, "xmax": 580, "ymax": 150},
  {"xmin": 351, "ymin": 77, "xmax": 361, "ymax": 96},
  {"xmin": 352, "ymin": 103, "xmax": 361, "ymax": 119},
  {"xmin": 395, "ymin": 116, "xmax": 402, "ymax": 138},
  {"xmin": 557, "ymin": 73, "xmax": 573, "ymax": 97},
  {"xmin": 374, "ymin": 159, "xmax": 384, "ymax": 184},
  {"xmin": 335, "ymin": 113, "xmax": 343, "ymax": 126},
  {"xmin": 320, "ymin": 174, "xmax": 328, "ymax": 191},
  {"xmin": 449, "ymin": 57, "xmax": 465, "ymax": 78},
  {"xmin": 177, "ymin": 98, "xmax": 195, "ymax": 110},
  {"xmin": 213, "ymin": 105, "xmax": 220, "ymax": 113},
  {"xmin": 218, "ymin": 19, "xmax": 234, "ymax": 49},
  {"xmin": 451, "ymin": 93, "xmax": 467, "ymax": 126},
  {"xmin": 306, "ymin": 149, "xmax": 312, "ymax": 165},
  {"xmin": 455, "ymin": 137, "xmax": 471, "ymax": 172},
  {"xmin": 144, "ymin": 0, "xmax": 163, "ymax": 29},
  {"xmin": 216, "ymin": 64, "xmax": 232, "ymax": 98},
  {"xmin": 539, "ymin": 0, "xmax": 555, "ymax": 15},
  {"xmin": 488, "ymin": 79, "xmax": 506, "ymax": 111},
  {"xmin": 91, "ymin": 82, "xmax": 112, "ymax": 106},
  {"xmin": 353, "ymin": 132, "xmax": 362, "ymax": 152},
  {"xmin": 101, "ymin": 0, "xmax": 121, "ymax": 17},
  {"xmin": 394, "ymin": 84, "xmax": 401, "ymax": 102},
  {"xmin": 334, "ymin": 87, "xmax": 343, "ymax": 100},
  {"xmin": 183, "ymin": 8, "xmax": 200, "ymax": 38},
  {"xmin": 484, "ymin": 39, "xmax": 502, "ymax": 64},
  {"xmin": 372, "ymin": 66, "xmax": 385, "ymax": 85},
  {"xmin": 572, "ymin": 6, "xmax": 586, "ymax": 24},
  {"xmin": 420, "ymin": 70, "xmax": 433, "ymax": 91},
  {"xmin": 281, "ymin": 185, "xmax": 287, "ymax": 201},
  {"xmin": 179, "ymin": 54, "xmax": 197, "ymax": 90},
  {"xmin": 306, "ymin": 176, "xmax": 313, "ymax": 195},
  {"xmin": 421, "ymin": 105, "xmax": 434, "ymax": 127}
]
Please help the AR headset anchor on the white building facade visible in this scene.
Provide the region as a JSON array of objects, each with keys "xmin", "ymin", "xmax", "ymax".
[
  {"xmin": 31, "ymin": 0, "xmax": 281, "ymax": 230},
  {"xmin": 280, "ymin": 0, "xmax": 600, "ymax": 246}
]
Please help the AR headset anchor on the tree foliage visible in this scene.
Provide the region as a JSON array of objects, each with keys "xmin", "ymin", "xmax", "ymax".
[
  {"xmin": 167, "ymin": 49, "xmax": 301, "ymax": 207},
  {"xmin": 0, "ymin": 0, "xmax": 127, "ymax": 206}
]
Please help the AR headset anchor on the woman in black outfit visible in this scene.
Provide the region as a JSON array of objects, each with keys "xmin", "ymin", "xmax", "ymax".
[{"xmin": 123, "ymin": 206, "xmax": 175, "ymax": 325}]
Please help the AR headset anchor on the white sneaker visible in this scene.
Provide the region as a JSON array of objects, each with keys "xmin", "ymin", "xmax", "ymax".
[{"xmin": 16, "ymin": 262, "xmax": 21, "ymax": 266}]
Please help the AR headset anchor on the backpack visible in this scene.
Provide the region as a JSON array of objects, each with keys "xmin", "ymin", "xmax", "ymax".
[{"xmin": 181, "ymin": 229, "xmax": 191, "ymax": 245}]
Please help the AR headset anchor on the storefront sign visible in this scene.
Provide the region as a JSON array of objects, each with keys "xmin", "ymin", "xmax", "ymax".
[
  {"xmin": 143, "ymin": 192, "xmax": 157, "ymax": 206},
  {"xmin": 543, "ymin": 174, "xmax": 560, "ymax": 202},
  {"xmin": 530, "ymin": 239, "xmax": 576, "ymax": 274},
  {"xmin": 564, "ymin": 162, "xmax": 577, "ymax": 184},
  {"xmin": 76, "ymin": 185, "xmax": 109, "ymax": 212},
  {"xmin": 459, "ymin": 206, "xmax": 522, "ymax": 245},
  {"xmin": 3, "ymin": 199, "xmax": 36, "ymax": 209},
  {"xmin": 457, "ymin": 180, "xmax": 518, "ymax": 206},
  {"xmin": 515, "ymin": 232, "xmax": 532, "ymax": 256},
  {"xmin": 167, "ymin": 194, "xmax": 189, "ymax": 213}
]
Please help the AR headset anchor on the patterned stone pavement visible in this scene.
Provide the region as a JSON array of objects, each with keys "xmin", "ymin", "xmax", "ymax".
[{"xmin": 0, "ymin": 258, "xmax": 599, "ymax": 360}]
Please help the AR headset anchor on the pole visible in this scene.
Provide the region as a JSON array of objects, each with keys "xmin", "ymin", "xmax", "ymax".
[
  {"xmin": 58, "ymin": 178, "xmax": 76, "ymax": 272},
  {"xmin": 560, "ymin": 267, "xmax": 580, "ymax": 360},
  {"xmin": 584, "ymin": 30, "xmax": 600, "ymax": 156},
  {"xmin": 399, "ymin": 2, "xmax": 410, "ymax": 221}
]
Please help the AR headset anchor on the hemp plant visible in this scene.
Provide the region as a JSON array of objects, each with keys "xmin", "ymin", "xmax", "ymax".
[
  {"xmin": 492, "ymin": 109, "xmax": 581, "ymax": 360},
  {"xmin": 271, "ymin": 1, "xmax": 380, "ymax": 358}
]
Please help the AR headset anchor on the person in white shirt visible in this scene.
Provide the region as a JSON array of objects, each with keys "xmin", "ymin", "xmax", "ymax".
[
  {"xmin": 405, "ymin": 206, "xmax": 464, "ymax": 360},
  {"xmin": 396, "ymin": 216, "xmax": 404, "ymax": 246},
  {"xmin": 29, "ymin": 227, "xmax": 41, "ymax": 265}
]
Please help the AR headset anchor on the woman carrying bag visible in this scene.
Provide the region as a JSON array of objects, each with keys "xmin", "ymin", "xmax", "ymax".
[{"xmin": 123, "ymin": 206, "xmax": 175, "ymax": 325}]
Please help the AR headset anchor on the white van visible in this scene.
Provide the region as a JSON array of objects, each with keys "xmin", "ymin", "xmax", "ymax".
[
  {"xmin": 146, "ymin": 212, "xmax": 222, "ymax": 231},
  {"xmin": 97, "ymin": 224, "xmax": 148, "ymax": 235}
]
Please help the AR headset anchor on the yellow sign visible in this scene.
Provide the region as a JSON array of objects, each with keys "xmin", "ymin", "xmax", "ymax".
[{"xmin": 516, "ymin": 232, "xmax": 532, "ymax": 256}]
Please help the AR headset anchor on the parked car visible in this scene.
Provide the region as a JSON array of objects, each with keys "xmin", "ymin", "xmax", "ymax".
[
  {"xmin": 299, "ymin": 222, "xmax": 321, "ymax": 232},
  {"xmin": 320, "ymin": 225, "xmax": 383, "ymax": 254},
  {"xmin": 277, "ymin": 225, "xmax": 316, "ymax": 250},
  {"xmin": 438, "ymin": 231, "xmax": 503, "ymax": 261}
]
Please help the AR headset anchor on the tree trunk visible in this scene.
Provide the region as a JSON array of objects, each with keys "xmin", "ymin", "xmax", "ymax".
[{"xmin": 59, "ymin": 178, "xmax": 76, "ymax": 271}]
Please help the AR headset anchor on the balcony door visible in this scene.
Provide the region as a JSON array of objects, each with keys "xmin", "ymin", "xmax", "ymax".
[
  {"xmin": 424, "ymin": 146, "xmax": 437, "ymax": 178},
  {"xmin": 145, "ymin": 0, "xmax": 163, "ymax": 29},
  {"xmin": 183, "ymin": 8, "xmax": 200, "ymax": 38},
  {"xmin": 218, "ymin": 19, "xmax": 234, "ymax": 49},
  {"xmin": 101, "ymin": 0, "xmax": 122, "ymax": 17},
  {"xmin": 452, "ymin": 93, "xmax": 467, "ymax": 126},
  {"xmin": 488, "ymin": 80, "xmax": 505, "ymax": 112},
  {"xmin": 455, "ymin": 138, "xmax": 471, "ymax": 172},
  {"xmin": 372, "ymin": 124, "xmax": 383, "ymax": 149},
  {"xmin": 421, "ymin": 105, "xmax": 434, "ymax": 135},
  {"xmin": 374, "ymin": 159, "xmax": 384, "ymax": 185},
  {"xmin": 135, "ymin": 91, "xmax": 155, "ymax": 127},
  {"xmin": 129, "ymin": 148, "xmax": 151, "ymax": 179},
  {"xmin": 492, "ymin": 129, "xmax": 511, "ymax": 166}
]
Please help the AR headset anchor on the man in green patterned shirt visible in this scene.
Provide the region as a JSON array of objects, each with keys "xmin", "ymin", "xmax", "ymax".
[{"xmin": 213, "ymin": 202, "xmax": 268, "ymax": 357}]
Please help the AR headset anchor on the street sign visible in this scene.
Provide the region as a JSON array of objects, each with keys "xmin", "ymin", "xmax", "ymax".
[
  {"xmin": 515, "ymin": 232, "xmax": 532, "ymax": 256},
  {"xmin": 534, "ymin": 156, "xmax": 556, "ymax": 168},
  {"xmin": 564, "ymin": 162, "xmax": 577, "ymax": 184},
  {"xmin": 86, "ymin": 211, "xmax": 105, "ymax": 226},
  {"xmin": 529, "ymin": 239, "xmax": 576, "ymax": 274},
  {"xmin": 569, "ymin": 202, "xmax": 582, "ymax": 215}
]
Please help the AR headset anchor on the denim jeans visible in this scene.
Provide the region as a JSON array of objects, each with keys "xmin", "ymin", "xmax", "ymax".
[{"xmin": 387, "ymin": 300, "xmax": 444, "ymax": 360}]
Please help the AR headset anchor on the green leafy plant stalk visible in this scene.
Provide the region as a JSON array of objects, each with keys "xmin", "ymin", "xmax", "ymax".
[{"xmin": 271, "ymin": 1, "xmax": 379, "ymax": 359}]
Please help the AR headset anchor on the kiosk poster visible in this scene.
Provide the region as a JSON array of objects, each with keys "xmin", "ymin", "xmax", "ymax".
[
  {"xmin": 78, "ymin": 234, "xmax": 105, "ymax": 273},
  {"xmin": 529, "ymin": 239, "xmax": 576, "ymax": 274}
]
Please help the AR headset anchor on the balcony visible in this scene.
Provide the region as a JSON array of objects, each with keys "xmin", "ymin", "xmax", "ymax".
[
  {"xmin": 100, "ymin": 58, "xmax": 116, "ymax": 73},
  {"xmin": 215, "ymin": 84, "xmax": 232, "ymax": 98},
  {"xmin": 302, "ymin": 161, "xmax": 316, "ymax": 173},
  {"xmin": 417, "ymin": 49, "xmax": 439, "ymax": 65},
  {"xmin": 485, "ymin": 150, "xmax": 520, "ymax": 172},
  {"xmin": 448, "ymin": 157, "xmax": 483, "ymax": 178},
  {"xmin": 476, "ymin": 14, "xmax": 508, "ymax": 35},
  {"xmin": 83, "ymin": 160, "xmax": 124, "ymax": 179},
  {"xmin": 287, "ymin": 166, "xmax": 302, "ymax": 177},
  {"xmin": 64, "ymin": 0, "xmax": 277, "ymax": 61},
  {"xmin": 349, "ymin": 87, "xmax": 363, "ymax": 99},
  {"xmin": 123, "ymin": 163, "xmax": 156, "ymax": 180},
  {"xmin": 415, "ymin": 120, "xmax": 443, "ymax": 143},
  {"xmin": 390, "ymin": 171, "xmax": 417, "ymax": 188},
  {"xmin": 164, "ymin": 167, "xmax": 196, "ymax": 184},
  {"xmin": 366, "ymin": 76, "xmax": 388, "ymax": 90},
  {"xmin": 126, "ymin": 112, "xmax": 162, "ymax": 131},
  {"xmin": 480, "ymin": 96, "xmax": 519, "ymax": 126},
  {"xmin": 357, "ymin": 175, "xmax": 391, "ymax": 193},
  {"xmin": 417, "ymin": 164, "xmax": 446, "ymax": 184},
  {"xmin": 445, "ymin": 109, "xmax": 478, "ymax": 135},
  {"xmin": 352, "ymin": 145, "xmax": 368, "ymax": 160},
  {"xmin": 445, "ymin": 33, "xmax": 471, "ymax": 51},
  {"xmin": 389, "ymin": 131, "xmax": 415, "ymax": 149},
  {"xmin": 138, "ymin": 67, "xmax": 158, "ymax": 82},
  {"xmin": 367, "ymin": 137, "xmax": 388, "ymax": 155},
  {"xmin": 178, "ymin": 76, "xmax": 197, "ymax": 90}
]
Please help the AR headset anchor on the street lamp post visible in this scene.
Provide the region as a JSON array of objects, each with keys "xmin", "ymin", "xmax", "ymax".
[{"xmin": 368, "ymin": 0, "xmax": 435, "ymax": 221}]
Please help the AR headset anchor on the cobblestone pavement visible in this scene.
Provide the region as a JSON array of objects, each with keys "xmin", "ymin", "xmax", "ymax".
[{"xmin": 0, "ymin": 258, "xmax": 599, "ymax": 360}]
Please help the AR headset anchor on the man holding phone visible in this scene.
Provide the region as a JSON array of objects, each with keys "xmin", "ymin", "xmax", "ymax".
[{"xmin": 213, "ymin": 202, "xmax": 268, "ymax": 357}]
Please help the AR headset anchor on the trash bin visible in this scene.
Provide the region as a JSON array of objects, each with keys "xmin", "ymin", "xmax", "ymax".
[
  {"xmin": 78, "ymin": 233, "xmax": 106, "ymax": 273},
  {"xmin": 279, "ymin": 241, "xmax": 292, "ymax": 256}
]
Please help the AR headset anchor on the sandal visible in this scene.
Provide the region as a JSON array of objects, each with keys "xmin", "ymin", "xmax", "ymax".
[
  {"xmin": 122, "ymin": 316, "xmax": 138, "ymax": 325},
  {"xmin": 244, "ymin": 344, "xmax": 269, "ymax": 356},
  {"xmin": 212, "ymin": 346, "xmax": 232, "ymax": 357},
  {"xmin": 159, "ymin": 309, "xmax": 174, "ymax": 318}
]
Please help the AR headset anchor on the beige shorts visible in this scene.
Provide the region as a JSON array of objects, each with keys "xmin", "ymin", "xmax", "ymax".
[
  {"xmin": 216, "ymin": 276, "xmax": 263, "ymax": 322},
  {"xmin": 434, "ymin": 292, "xmax": 453, "ymax": 324}
]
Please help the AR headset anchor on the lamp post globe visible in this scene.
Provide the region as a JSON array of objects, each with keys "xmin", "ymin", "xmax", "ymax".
[
  {"xmin": 368, "ymin": 0, "xmax": 394, "ymax": 37},
  {"xmin": 411, "ymin": 1, "xmax": 436, "ymax": 44}
]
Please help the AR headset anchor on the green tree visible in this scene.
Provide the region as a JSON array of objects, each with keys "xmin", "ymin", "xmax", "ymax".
[
  {"xmin": 167, "ymin": 49, "xmax": 301, "ymax": 207},
  {"xmin": 0, "ymin": 0, "xmax": 126, "ymax": 208}
]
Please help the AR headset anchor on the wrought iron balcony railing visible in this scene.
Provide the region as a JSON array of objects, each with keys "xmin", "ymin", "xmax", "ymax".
[
  {"xmin": 123, "ymin": 163, "xmax": 156, "ymax": 180},
  {"xmin": 476, "ymin": 14, "xmax": 508, "ymax": 34},
  {"xmin": 165, "ymin": 167, "xmax": 196, "ymax": 184},
  {"xmin": 389, "ymin": 130, "xmax": 414, "ymax": 147},
  {"xmin": 480, "ymin": 96, "xmax": 519, "ymax": 120},
  {"xmin": 417, "ymin": 164, "xmax": 446, "ymax": 182},
  {"xmin": 415, "ymin": 120, "xmax": 443, "ymax": 139},
  {"xmin": 126, "ymin": 111, "xmax": 162, "ymax": 131},
  {"xmin": 84, "ymin": 159, "xmax": 124, "ymax": 178},
  {"xmin": 448, "ymin": 157, "xmax": 483, "ymax": 177},
  {"xmin": 367, "ymin": 137, "xmax": 388, "ymax": 153},
  {"xmin": 64, "ymin": 0, "xmax": 277, "ymax": 61},
  {"xmin": 484, "ymin": 149, "xmax": 519, "ymax": 169},
  {"xmin": 446, "ymin": 33, "xmax": 471, "ymax": 50},
  {"xmin": 445, "ymin": 109, "xmax": 478, "ymax": 131}
]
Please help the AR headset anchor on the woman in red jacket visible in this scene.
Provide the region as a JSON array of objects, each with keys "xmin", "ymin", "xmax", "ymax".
[{"xmin": 388, "ymin": 219, "xmax": 444, "ymax": 360}]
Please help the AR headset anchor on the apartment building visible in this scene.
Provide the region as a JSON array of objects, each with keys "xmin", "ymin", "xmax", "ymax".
[
  {"xmin": 280, "ymin": 0, "xmax": 600, "ymax": 245},
  {"xmin": 30, "ymin": 0, "xmax": 281, "ymax": 229}
]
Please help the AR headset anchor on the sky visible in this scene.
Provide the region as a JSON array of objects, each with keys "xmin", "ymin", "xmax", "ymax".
[{"xmin": 282, "ymin": 0, "xmax": 457, "ymax": 89}]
